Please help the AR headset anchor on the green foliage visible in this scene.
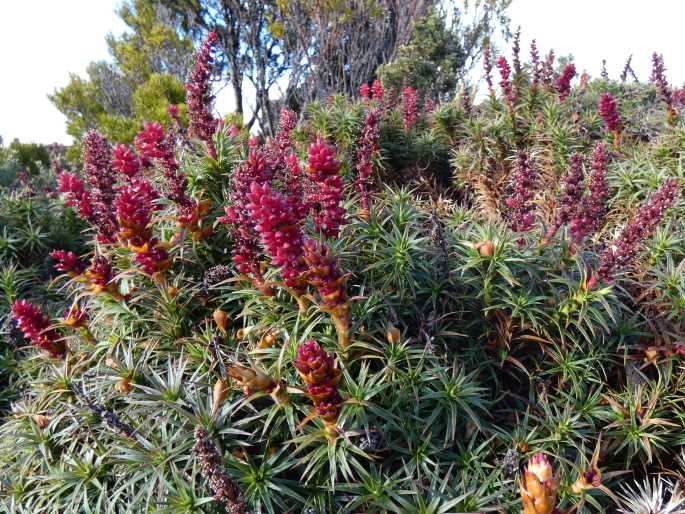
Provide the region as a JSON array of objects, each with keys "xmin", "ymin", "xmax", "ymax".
[
  {"xmin": 378, "ymin": 9, "xmax": 465, "ymax": 98},
  {"xmin": 4, "ymin": 28, "xmax": 685, "ymax": 514}
]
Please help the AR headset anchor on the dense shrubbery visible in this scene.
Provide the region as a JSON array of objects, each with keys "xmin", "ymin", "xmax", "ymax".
[{"xmin": 2, "ymin": 32, "xmax": 685, "ymax": 514}]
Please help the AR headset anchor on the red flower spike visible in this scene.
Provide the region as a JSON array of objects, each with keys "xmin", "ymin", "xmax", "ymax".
[
  {"xmin": 356, "ymin": 109, "xmax": 380, "ymax": 218},
  {"xmin": 505, "ymin": 152, "xmax": 538, "ymax": 233},
  {"xmin": 306, "ymin": 138, "xmax": 346, "ymax": 239},
  {"xmin": 303, "ymin": 239, "xmax": 350, "ymax": 351},
  {"xmin": 12, "ymin": 300, "xmax": 65, "ymax": 357},
  {"xmin": 50, "ymin": 250, "xmax": 86, "ymax": 276},
  {"xmin": 82, "ymin": 131, "xmax": 118, "ymax": 242},
  {"xmin": 371, "ymin": 79, "xmax": 384, "ymax": 103},
  {"xmin": 496, "ymin": 56, "xmax": 515, "ymax": 111},
  {"xmin": 247, "ymin": 182, "xmax": 307, "ymax": 289},
  {"xmin": 555, "ymin": 63, "xmax": 576, "ymax": 101},
  {"xmin": 402, "ymin": 86, "xmax": 418, "ymax": 132},
  {"xmin": 591, "ymin": 179, "xmax": 680, "ymax": 288},
  {"xmin": 186, "ymin": 31, "xmax": 218, "ymax": 158},
  {"xmin": 598, "ymin": 93, "xmax": 622, "ymax": 133},
  {"xmin": 112, "ymin": 144, "xmax": 141, "ymax": 178},
  {"xmin": 570, "ymin": 143, "xmax": 609, "ymax": 243},
  {"xmin": 359, "ymin": 83, "xmax": 370, "ymax": 99},
  {"xmin": 294, "ymin": 340, "xmax": 343, "ymax": 429},
  {"xmin": 545, "ymin": 154, "xmax": 585, "ymax": 241}
]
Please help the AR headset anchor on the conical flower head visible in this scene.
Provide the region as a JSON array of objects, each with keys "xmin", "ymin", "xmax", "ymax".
[
  {"xmin": 294, "ymin": 340, "xmax": 337, "ymax": 384},
  {"xmin": 520, "ymin": 453, "xmax": 560, "ymax": 514},
  {"xmin": 12, "ymin": 300, "xmax": 65, "ymax": 357},
  {"xmin": 50, "ymin": 250, "xmax": 86, "ymax": 275}
]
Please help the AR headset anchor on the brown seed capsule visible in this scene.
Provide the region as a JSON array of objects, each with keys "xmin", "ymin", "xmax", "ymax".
[
  {"xmin": 167, "ymin": 286, "xmax": 178, "ymax": 298},
  {"xmin": 236, "ymin": 328, "xmax": 247, "ymax": 340},
  {"xmin": 213, "ymin": 308, "xmax": 229, "ymax": 334},
  {"xmin": 32, "ymin": 414, "xmax": 50, "ymax": 429},
  {"xmin": 386, "ymin": 324, "xmax": 401, "ymax": 344},
  {"xmin": 477, "ymin": 240, "xmax": 495, "ymax": 258},
  {"xmin": 257, "ymin": 332, "xmax": 277, "ymax": 349},
  {"xmin": 212, "ymin": 378, "xmax": 228, "ymax": 416},
  {"xmin": 115, "ymin": 377, "xmax": 133, "ymax": 395}
]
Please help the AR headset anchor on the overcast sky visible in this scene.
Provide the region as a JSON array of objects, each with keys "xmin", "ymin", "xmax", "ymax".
[{"xmin": 1, "ymin": 0, "xmax": 684, "ymax": 146}]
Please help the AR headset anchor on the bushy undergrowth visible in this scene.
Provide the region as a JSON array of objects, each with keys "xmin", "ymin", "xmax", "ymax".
[{"xmin": 1, "ymin": 33, "xmax": 685, "ymax": 514}]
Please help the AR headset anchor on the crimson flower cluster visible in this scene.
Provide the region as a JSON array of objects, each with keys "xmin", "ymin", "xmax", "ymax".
[
  {"xmin": 359, "ymin": 82, "xmax": 370, "ymax": 99},
  {"xmin": 276, "ymin": 108, "xmax": 297, "ymax": 160},
  {"xmin": 112, "ymin": 144, "xmax": 141, "ymax": 178},
  {"xmin": 569, "ymin": 143, "xmax": 610, "ymax": 242},
  {"xmin": 12, "ymin": 300, "xmax": 65, "ymax": 357},
  {"xmin": 135, "ymin": 122, "xmax": 196, "ymax": 226},
  {"xmin": 82, "ymin": 131, "xmax": 118, "ymax": 242},
  {"xmin": 58, "ymin": 172, "xmax": 93, "ymax": 222},
  {"xmin": 555, "ymin": 63, "xmax": 576, "ymax": 101},
  {"xmin": 356, "ymin": 109, "xmax": 380, "ymax": 217},
  {"xmin": 84, "ymin": 255, "xmax": 117, "ymax": 295},
  {"xmin": 114, "ymin": 179, "xmax": 169, "ymax": 275},
  {"xmin": 545, "ymin": 154, "xmax": 585, "ymax": 241},
  {"xmin": 541, "ymin": 50, "xmax": 555, "ymax": 88},
  {"xmin": 651, "ymin": 52, "xmax": 674, "ymax": 116},
  {"xmin": 220, "ymin": 147, "xmax": 275, "ymax": 282},
  {"xmin": 598, "ymin": 93, "xmax": 622, "ymax": 133},
  {"xmin": 402, "ymin": 86, "xmax": 418, "ymax": 132},
  {"xmin": 247, "ymin": 182, "xmax": 307, "ymax": 289},
  {"xmin": 294, "ymin": 340, "xmax": 343, "ymax": 426},
  {"xmin": 50, "ymin": 250, "xmax": 86, "ymax": 276},
  {"xmin": 371, "ymin": 79, "xmax": 384, "ymax": 103},
  {"xmin": 505, "ymin": 152, "xmax": 538, "ymax": 232},
  {"xmin": 186, "ymin": 32, "xmax": 218, "ymax": 158},
  {"xmin": 496, "ymin": 56, "xmax": 515, "ymax": 111},
  {"xmin": 306, "ymin": 138, "xmax": 346, "ymax": 239},
  {"xmin": 591, "ymin": 179, "xmax": 680, "ymax": 287}
]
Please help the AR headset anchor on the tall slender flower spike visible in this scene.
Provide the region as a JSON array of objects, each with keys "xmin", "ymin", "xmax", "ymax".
[
  {"xmin": 520, "ymin": 453, "xmax": 560, "ymax": 514},
  {"xmin": 303, "ymin": 239, "xmax": 350, "ymax": 351},
  {"xmin": 306, "ymin": 138, "xmax": 346, "ymax": 239},
  {"xmin": 590, "ymin": 179, "xmax": 680, "ymax": 288},
  {"xmin": 82, "ymin": 131, "xmax": 118, "ymax": 242},
  {"xmin": 555, "ymin": 63, "xmax": 576, "ymax": 101},
  {"xmin": 111, "ymin": 144, "xmax": 140, "ymax": 178},
  {"xmin": 570, "ymin": 142, "xmax": 609, "ymax": 242},
  {"xmin": 402, "ymin": 86, "xmax": 418, "ymax": 132},
  {"xmin": 530, "ymin": 39, "xmax": 541, "ymax": 90},
  {"xmin": 359, "ymin": 82, "xmax": 370, "ymax": 99},
  {"xmin": 12, "ymin": 300, "xmax": 66, "ymax": 358},
  {"xmin": 512, "ymin": 26, "xmax": 522, "ymax": 75},
  {"xmin": 276, "ymin": 108, "xmax": 297, "ymax": 161},
  {"xmin": 114, "ymin": 179, "xmax": 159, "ymax": 243},
  {"xmin": 541, "ymin": 50, "xmax": 555, "ymax": 88},
  {"xmin": 356, "ymin": 109, "xmax": 380, "ymax": 219},
  {"xmin": 483, "ymin": 44, "xmax": 494, "ymax": 97},
  {"xmin": 651, "ymin": 52, "xmax": 675, "ymax": 121},
  {"xmin": 294, "ymin": 340, "xmax": 343, "ymax": 438},
  {"xmin": 544, "ymin": 154, "xmax": 585, "ymax": 242},
  {"xmin": 50, "ymin": 250, "xmax": 86, "ymax": 276},
  {"xmin": 186, "ymin": 31, "xmax": 218, "ymax": 158},
  {"xmin": 371, "ymin": 79, "xmax": 384, "ymax": 103},
  {"xmin": 496, "ymin": 56, "xmax": 515, "ymax": 111},
  {"xmin": 505, "ymin": 152, "xmax": 538, "ymax": 233},
  {"xmin": 194, "ymin": 426, "xmax": 246, "ymax": 514},
  {"xmin": 219, "ymin": 147, "xmax": 274, "ymax": 289},
  {"xmin": 598, "ymin": 93, "xmax": 622, "ymax": 145}
]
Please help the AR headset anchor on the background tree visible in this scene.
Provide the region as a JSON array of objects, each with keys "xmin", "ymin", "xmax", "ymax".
[
  {"xmin": 49, "ymin": 0, "xmax": 193, "ymax": 153},
  {"xmin": 378, "ymin": 0, "xmax": 512, "ymax": 100}
]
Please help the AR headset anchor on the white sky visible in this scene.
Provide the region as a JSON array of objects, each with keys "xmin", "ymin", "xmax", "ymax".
[{"xmin": 1, "ymin": 0, "xmax": 684, "ymax": 146}]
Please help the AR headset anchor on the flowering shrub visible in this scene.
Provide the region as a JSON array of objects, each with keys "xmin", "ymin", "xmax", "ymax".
[{"xmin": 2, "ymin": 29, "xmax": 685, "ymax": 514}]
